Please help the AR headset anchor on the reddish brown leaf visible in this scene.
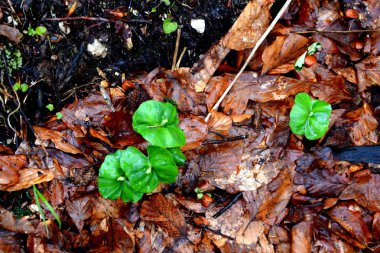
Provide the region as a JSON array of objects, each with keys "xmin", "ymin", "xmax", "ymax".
[
  {"xmin": 373, "ymin": 212, "xmax": 380, "ymax": 242},
  {"xmin": 111, "ymin": 219, "xmax": 134, "ymax": 252},
  {"xmin": 261, "ymin": 34, "xmax": 309, "ymax": 75},
  {"xmin": 355, "ymin": 55, "xmax": 380, "ymax": 92},
  {"xmin": 291, "ymin": 220, "xmax": 312, "ymax": 253},
  {"xmin": 340, "ymin": 172, "xmax": 380, "ymax": 212},
  {"xmin": 344, "ymin": 103, "xmax": 378, "ymax": 145},
  {"xmin": 66, "ymin": 196, "xmax": 92, "ymax": 232},
  {"xmin": 3, "ymin": 168, "xmax": 54, "ymax": 192},
  {"xmin": 0, "ymin": 24, "xmax": 23, "ymax": 44},
  {"xmin": 208, "ymin": 110, "xmax": 232, "ymax": 135},
  {"xmin": 0, "ymin": 230, "xmax": 24, "ymax": 252},
  {"xmin": 0, "ymin": 207, "xmax": 35, "ymax": 234},
  {"xmin": 140, "ymin": 194, "xmax": 186, "ymax": 238},
  {"xmin": 179, "ymin": 116, "xmax": 208, "ymax": 151},
  {"xmin": 0, "ymin": 155, "xmax": 26, "ymax": 187},
  {"xmin": 310, "ymin": 76, "xmax": 352, "ymax": 104},
  {"xmin": 328, "ymin": 201, "xmax": 372, "ymax": 246}
]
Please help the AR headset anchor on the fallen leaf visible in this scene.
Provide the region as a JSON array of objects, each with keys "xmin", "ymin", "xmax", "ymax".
[
  {"xmin": 291, "ymin": 220, "xmax": 312, "ymax": 253},
  {"xmin": 261, "ymin": 34, "xmax": 309, "ymax": 75},
  {"xmin": 3, "ymin": 168, "xmax": 54, "ymax": 192},
  {"xmin": 140, "ymin": 194, "xmax": 187, "ymax": 238},
  {"xmin": 236, "ymin": 220, "xmax": 265, "ymax": 246},
  {"xmin": 179, "ymin": 116, "xmax": 208, "ymax": 151},
  {"xmin": 0, "ymin": 24, "xmax": 23, "ymax": 44},
  {"xmin": 344, "ymin": 103, "xmax": 378, "ymax": 145},
  {"xmin": 66, "ymin": 196, "xmax": 92, "ymax": 232},
  {"xmin": 208, "ymin": 110, "xmax": 232, "ymax": 135},
  {"xmin": 340, "ymin": 172, "xmax": 380, "ymax": 212},
  {"xmin": 0, "ymin": 207, "xmax": 35, "ymax": 234},
  {"xmin": 355, "ymin": 55, "xmax": 380, "ymax": 92},
  {"xmin": 0, "ymin": 230, "xmax": 24, "ymax": 252},
  {"xmin": 0, "ymin": 155, "xmax": 26, "ymax": 187},
  {"xmin": 328, "ymin": 201, "xmax": 372, "ymax": 246},
  {"xmin": 310, "ymin": 76, "xmax": 352, "ymax": 104}
]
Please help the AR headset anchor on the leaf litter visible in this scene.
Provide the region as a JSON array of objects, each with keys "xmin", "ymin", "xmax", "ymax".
[{"xmin": 0, "ymin": 0, "xmax": 380, "ymax": 252}]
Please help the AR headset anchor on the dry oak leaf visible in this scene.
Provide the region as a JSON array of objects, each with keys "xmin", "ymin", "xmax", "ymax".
[
  {"xmin": 222, "ymin": 0, "xmax": 271, "ymax": 50},
  {"xmin": 355, "ymin": 55, "xmax": 380, "ymax": 92},
  {"xmin": 328, "ymin": 201, "xmax": 373, "ymax": 246},
  {"xmin": 208, "ymin": 110, "xmax": 232, "ymax": 135},
  {"xmin": 340, "ymin": 172, "xmax": 380, "ymax": 212},
  {"xmin": 310, "ymin": 76, "xmax": 352, "ymax": 104},
  {"xmin": 140, "ymin": 193, "xmax": 186, "ymax": 238},
  {"xmin": 2, "ymin": 168, "xmax": 54, "ymax": 192},
  {"xmin": 0, "ymin": 206, "xmax": 35, "ymax": 234},
  {"xmin": 291, "ymin": 220, "xmax": 312, "ymax": 253},
  {"xmin": 344, "ymin": 103, "xmax": 378, "ymax": 145},
  {"xmin": 179, "ymin": 116, "xmax": 208, "ymax": 151},
  {"xmin": 66, "ymin": 196, "xmax": 93, "ymax": 232},
  {"xmin": 0, "ymin": 155, "xmax": 26, "ymax": 186},
  {"xmin": 261, "ymin": 33, "xmax": 309, "ymax": 75},
  {"xmin": 0, "ymin": 24, "xmax": 23, "ymax": 44},
  {"xmin": 33, "ymin": 126, "xmax": 83, "ymax": 155}
]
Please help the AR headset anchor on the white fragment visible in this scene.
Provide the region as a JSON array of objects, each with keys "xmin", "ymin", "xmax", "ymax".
[
  {"xmin": 191, "ymin": 19, "xmax": 205, "ymax": 33},
  {"xmin": 87, "ymin": 39, "xmax": 107, "ymax": 58},
  {"xmin": 58, "ymin": 22, "xmax": 71, "ymax": 34}
]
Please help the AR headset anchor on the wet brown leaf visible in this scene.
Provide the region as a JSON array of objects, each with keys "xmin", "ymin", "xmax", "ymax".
[
  {"xmin": 0, "ymin": 207, "xmax": 35, "ymax": 234},
  {"xmin": 340, "ymin": 172, "xmax": 380, "ymax": 212},
  {"xmin": 111, "ymin": 219, "xmax": 134, "ymax": 252},
  {"xmin": 140, "ymin": 194, "xmax": 186, "ymax": 238},
  {"xmin": 0, "ymin": 230, "xmax": 24, "ymax": 252},
  {"xmin": 344, "ymin": 103, "xmax": 378, "ymax": 145},
  {"xmin": 3, "ymin": 168, "xmax": 54, "ymax": 192},
  {"xmin": 208, "ymin": 110, "xmax": 232, "ymax": 135},
  {"xmin": 0, "ymin": 155, "xmax": 26, "ymax": 187},
  {"xmin": 310, "ymin": 76, "xmax": 352, "ymax": 104},
  {"xmin": 34, "ymin": 126, "xmax": 83, "ymax": 155},
  {"xmin": 261, "ymin": 34, "xmax": 309, "ymax": 75},
  {"xmin": 66, "ymin": 196, "xmax": 92, "ymax": 232},
  {"xmin": 355, "ymin": 55, "xmax": 380, "ymax": 92},
  {"xmin": 222, "ymin": 0, "xmax": 271, "ymax": 50},
  {"xmin": 328, "ymin": 201, "xmax": 372, "ymax": 246},
  {"xmin": 291, "ymin": 220, "xmax": 312, "ymax": 253},
  {"xmin": 0, "ymin": 24, "xmax": 23, "ymax": 44},
  {"xmin": 179, "ymin": 116, "xmax": 208, "ymax": 151}
]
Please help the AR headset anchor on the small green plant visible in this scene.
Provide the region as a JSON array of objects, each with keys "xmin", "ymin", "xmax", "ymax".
[
  {"xmin": 56, "ymin": 112, "xmax": 63, "ymax": 120},
  {"xmin": 32, "ymin": 185, "xmax": 61, "ymax": 231},
  {"xmin": 27, "ymin": 25, "xmax": 47, "ymax": 37},
  {"xmin": 46, "ymin": 104, "xmax": 54, "ymax": 111},
  {"xmin": 163, "ymin": 18, "xmax": 178, "ymax": 34},
  {"xmin": 98, "ymin": 100, "xmax": 186, "ymax": 202},
  {"xmin": 151, "ymin": 0, "xmax": 171, "ymax": 13},
  {"xmin": 13, "ymin": 82, "xmax": 29, "ymax": 92},
  {"xmin": 194, "ymin": 187, "xmax": 211, "ymax": 200},
  {"xmin": 289, "ymin": 93, "xmax": 332, "ymax": 140},
  {"xmin": 0, "ymin": 44, "xmax": 22, "ymax": 75},
  {"xmin": 294, "ymin": 42, "xmax": 321, "ymax": 70}
]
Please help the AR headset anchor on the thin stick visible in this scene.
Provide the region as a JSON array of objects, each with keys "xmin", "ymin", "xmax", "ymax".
[
  {"xmin": 292, "ymin": 29, "xmax": 379, "ymax": 34},
  {"xmin": 204, "ymin": 0, "xmax": 293, "ymax": 122},
  {"xmin": 175, "ymin": 46, "xmax": 187, "ymax": 69},
  {"xmin": 44, "ymin": 16, "xmax": 151, "ymax": 23},
  {"xmin": 172, "ymin": 28, "xmax": 181, "ymax": 71}
]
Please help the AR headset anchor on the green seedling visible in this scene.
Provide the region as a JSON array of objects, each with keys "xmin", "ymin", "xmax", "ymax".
[
  {"xmin": 0, "ymin": 44, "xmax": 22, "ymax": 75},
  {"xmin": 151, "ymin": 0, "xmax": 171, "ymax": 13},
  {"xmin": 132, "ymin": 100, "xmax": 185, "ymax": 148},
  {"xmin": 46, "ymin": 104, "xmax": 54, "ymax": 111},
  {"xmin": 98, "ymin": 100, "xmax": 186, "ymax": 203},
  {"xmin": 32, "ymin": 185, "xmax": 61, "ymax": 234},
  {"xmin": 27, "ymin": 26, "xmax": 47, "ymax": 37},
  {"xmin": 294, "ymin": 42, "xmax": 322, "ymax": 71},
  {"xmin": 13, "ymin": 82, "xmax": 29, "ymax": 92},
  {"xmin": 289, "ymin": 93, "xmax": 332, "ymax": 140},
  {"xmin": 56, "ymin": 112, "xmax": 63, "ymax": 120},
  {"xmin": 163, "ymin": 18, "xmax": 178, "ymax": 34},
  {"xmin": 194, "ymin": 187, "xmax": 211, "ymax": 199}
]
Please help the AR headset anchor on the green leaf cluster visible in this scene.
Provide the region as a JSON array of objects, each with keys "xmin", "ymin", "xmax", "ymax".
[
  {"xmin": 163, "ymin": 18, "xmax": 178, "ymax": 34},
  {"xmin": 0, "ymin": 44, "xmax": 22, "ymax": 75},
  {"xmin": 294, "ymin": 42, "xmax": 322, "ymax": 71},
  {"xmin": 27, "ymin": 26, "xmax": 47, "ymax": 37},
  {"xmin": 289, "ymin": 93, "xmax": 332, "ymax": 140},
  {"xmin": 13, "ymin": 82, "xmax": 29, "ymax": 92},
  {"xmin": 98, "ymin": 100, "xmax": 186, "ymax": 202}
]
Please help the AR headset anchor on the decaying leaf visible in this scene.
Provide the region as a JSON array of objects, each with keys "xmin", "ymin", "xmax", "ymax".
[
  {"xmin": 0, "ymin": 24, "xmax": 23, "ymax": 44},
  {"xmin": 208, "ymin": 110, "xmax": 232, "ymax": 135},
  {"xmin": 0, "ymin": 207, "xmax": 35, "ymax": 234},
  {"xmin": 179, "ymin": 116, "xmax": 208, "ymax": 151},
  {"xmin": 310, "ymin": 76, "xmax": 352, "ymax": 104},
  {"xmin": 0, "ymin": 155, "xmax": 26, "ymax": 187},
  {"xmin": 2, "ymin": 168, "xmax": 54, "ymax": 192},
  {"xmin": 291, "ymin": 220, "xmax": 312, "ymax": 253},
  {"xmin": 66, "ymin": 196, "xmax": 92, "ymax": 232},
  {"xmin": 140, "ymin": 194, "xmax": 186, "ymax": 238},
  {"xmin": 355, "ymin": 55, "xmax": 380, "ymax": 92}
]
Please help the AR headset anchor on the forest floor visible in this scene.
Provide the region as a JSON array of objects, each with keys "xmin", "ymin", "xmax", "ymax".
[{"xmin": 0, "ymin": 0, "xmax": 379, "ymax": 252}]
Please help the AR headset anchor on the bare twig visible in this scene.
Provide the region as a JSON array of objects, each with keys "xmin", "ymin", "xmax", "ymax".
[
  {"xmin": 292, "ymin": 29, "xmax": 379, "ymax": 34},
  {"xmin": 172, "ymin": 28, "xmax": 181, "ymax": 71},
  {"xmin": 44, "ymin": 16, "xmax": 151, "ymax": 24},
  {"xmin": 188, "ymin": 221, "xmax": 234, "ymax": 240},
  {"xmin": 204, "ymin": 0, "xmax": 293, "ymax": 122},
  {"xmin": 175, "ymin": 47, "xmax": 187, "ymax": 69},
  {"xmin": 212, "ymin": 192, "xmax": 243, "ymax": 219},
  {"xmin": 202, "ymin": 131, "xmax": 248, "ymax": 145}
]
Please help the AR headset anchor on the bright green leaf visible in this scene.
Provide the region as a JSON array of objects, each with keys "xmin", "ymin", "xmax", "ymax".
[
  {"xmin": 163, "ymin": 18, "xmax": 178, "ymax": 34},
  {"xmin": 307, "ymin": 42, "xmax": 322, "ymax": 55},
  {"xmin": 13, "ymin": 82, "xmax": 21, "ymax": 91},
  {"xmin": 151, "ymin": 7, "xmax": 157, "ymax": 13},
  {"xmin": 33, "ymin": 185, "xmax": 61, "ymax": 229},
  {"xmin": 147, "ymin": 145, "xmax": 178, "ymax": 183},
  {"xmin": 56, "ymin": 112, "xmax": 63, "ymax": 120},
  {"xmin": 46, "ymin": 104, "xmax": 54, "ymax": 111},
  {"xmin": 162, "ymin": 0, "xmax": 171, "ymax": 6},
  {"xmin": 294, "ymin": 51, "xmax": 307, "ymax": 71},
  {"xmin": 20, "ymin": 83, "xmax": 29, "ymax": 92},
  {"xmin": 289, "ymin": 93, "xmax": 332, "ymax": 140},
  {"xmin": 132, "ymin": 100, "xmax": 185, "ymax": 148},
  {"xmin": 168, "ymin": 147, "xmax": 186, "ymax": 166},
  {"xmin": 35, "ymin": 26, "xmax": 47, "ymax": 36},
  {"xmin": 120, "ymin": 147, "xmax": 158, "ymax": 193}
]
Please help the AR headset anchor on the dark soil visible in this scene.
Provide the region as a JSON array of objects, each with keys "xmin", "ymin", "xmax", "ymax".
[{"xmin": 0, "ymin": 0, "xmax": 248, "ymax": 146}]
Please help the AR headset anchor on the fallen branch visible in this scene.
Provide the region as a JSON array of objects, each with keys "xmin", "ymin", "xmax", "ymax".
[{"xmin": 205, "ymin": 0, "xmax": 293, "ymax": 122}]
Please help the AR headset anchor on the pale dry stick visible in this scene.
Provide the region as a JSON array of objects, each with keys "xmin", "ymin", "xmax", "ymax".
[
  {"xmin": 175, "ymin": 46, "xmax": 187, "ymax": 69},
  {"xmin": 293, "ymin": 29, "xmax": 379, "ymax": 34},
  {"xmin": 172, "ymin": 28, "xmax": 182, "ymax": 70},
  {"xmin": 204, "ymin": 0, "xmax": 293, "ymax": 122}
]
